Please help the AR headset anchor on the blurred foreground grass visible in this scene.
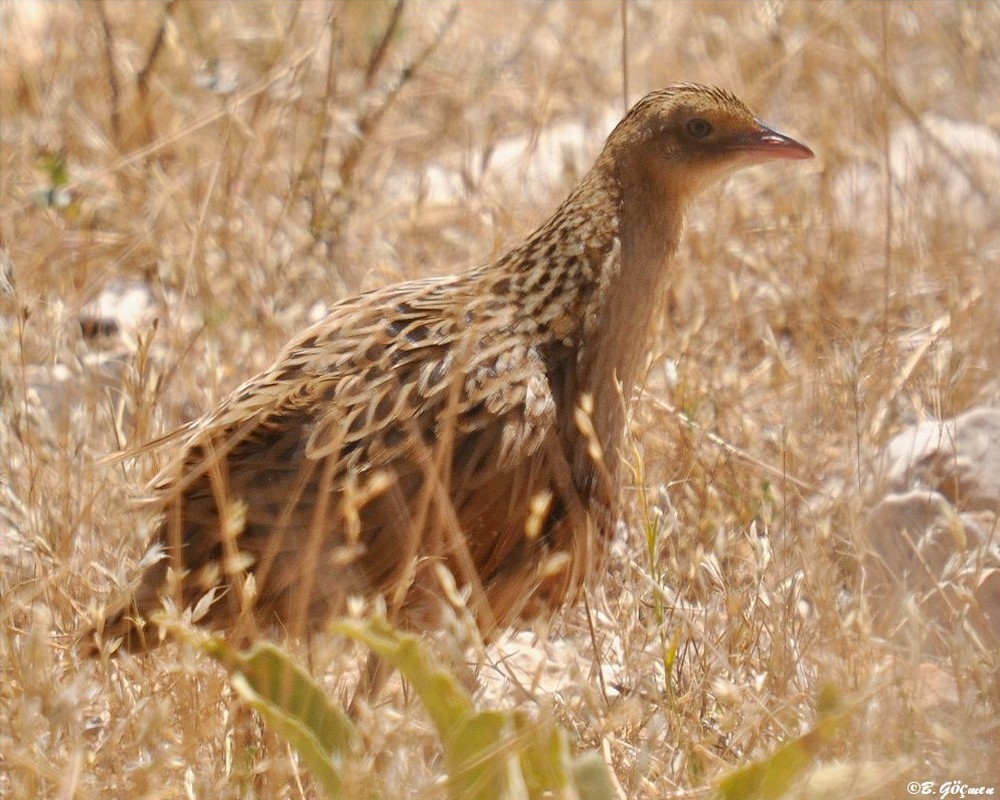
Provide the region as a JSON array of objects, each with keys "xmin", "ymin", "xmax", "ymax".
[{"xmin": 1, "ymin": 2, "xmax": 998, "ymax": 798}]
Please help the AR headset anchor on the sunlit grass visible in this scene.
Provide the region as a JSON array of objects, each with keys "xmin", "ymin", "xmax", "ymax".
[{"xmin": 2, "ymin": 1, "xmax": 998, "ymax": 797}]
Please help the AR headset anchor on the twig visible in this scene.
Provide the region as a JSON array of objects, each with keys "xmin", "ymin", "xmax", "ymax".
[
  {"xmin": 364, "ymin": 0, "xmax": 406, "ymax": 90},
  {"xmin": 583, "ymin": 590, "xmax": 610, "ymax": 708},
  {"xmin": 879, "ymin": 3, "xmax": 894, "ymax": 346},
  {"xmin": 312, "ymin": 9, "xmax": 340, "ymax": 217},
  {"xmin": 9, "ymin": 42, "xmax": 324, "ymax": 219},
  {"xmin": 339, "ymin": 3, "xmax": 459, "ymax": 189},
  {"xmin": 639, "ymin": 389, "xmax": 817, "ymax": 494},
  {"xmin": 135, "ymin": 0, "xmax": 178, "ymax": 150},
  {"xmin": 827, "ymin": 13, "xmax": 996, "ymax": 203},
  {"xmin": 94, "ymin": 0, "xmax": 121, "ymax": 145},
  {"xmin": 136, "ymin": 0, "xmax": 177, "ymax": 99}
]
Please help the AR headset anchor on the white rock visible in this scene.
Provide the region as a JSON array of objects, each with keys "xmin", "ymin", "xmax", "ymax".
[
  {"xmin": 833, "ymin": 115, "xmax": 1000, "ymax": 242},
  {"xmin": 862, "ymin": 408, "xmax": 1000, "ymax": 650},
  {"xmin": 879, "ymin": 407, "xmax": 1000, "ymax": 512}
]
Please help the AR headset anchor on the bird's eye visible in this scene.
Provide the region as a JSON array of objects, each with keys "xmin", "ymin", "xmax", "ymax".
[{"xmin": 685, "ymin": 118, "xmax": 713, "ymax": 139}]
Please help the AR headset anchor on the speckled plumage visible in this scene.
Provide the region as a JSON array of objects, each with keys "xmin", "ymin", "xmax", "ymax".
[{"xmin": 85, "ymin": 84, "xmax": 811, "ymax": 654}]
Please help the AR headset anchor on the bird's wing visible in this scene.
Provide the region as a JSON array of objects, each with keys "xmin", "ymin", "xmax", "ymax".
[
  {"xmin": 126, "ymin": 276, "xmax": 570, "ymax": 630},
  {"xmin": 145, "ymin": 272, "xmax": 564, "ymax": 535}
]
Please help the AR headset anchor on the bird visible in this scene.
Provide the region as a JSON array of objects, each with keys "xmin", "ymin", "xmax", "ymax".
[{"xmin": 83, "ymin": 84, "xmax": 812, "ymax": 656}]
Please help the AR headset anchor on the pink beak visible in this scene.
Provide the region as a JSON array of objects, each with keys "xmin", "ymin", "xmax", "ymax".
[{"xmin": 730, "ymin": 123, "xmax": 814, "ymax": 161}]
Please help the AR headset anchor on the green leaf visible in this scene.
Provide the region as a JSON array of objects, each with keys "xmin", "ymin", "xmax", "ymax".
[
  {"xmin": 570, "ymin": 752, "xmax": 619, "ymax": 800},
  {"xmin": 786, "ymin": 759, "xmax": 913, "ymax": 800},
  {"xmin": 717, "ymin": 686, "xmax": 849, "ymax": 800},
  {"xmin": 448, "ymin": 710, "xmax": 526, "ymax": 800},
  {"xmin": 334, "ymin": 617, "xmax": 619, "ymax": 800},
  {"xmin": 37, "ymin": 151, "xmax": 69, "ymax": 187},
  {"xmin": 335, "ymin": 618, "xmax": 533, "ymax": 800},
  {"xmin": 514, "ymin": 712, "xmax": 571, "ymax": 796},
  {"xmin": 332, "ymin": 617, "xmax": 474, "ymax": 738},
  {"xmin": 199, "ymin": 636, "xmax": 363, "ymax": 799}
]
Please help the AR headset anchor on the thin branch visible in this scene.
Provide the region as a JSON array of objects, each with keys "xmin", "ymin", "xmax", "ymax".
[
  {"xmin": 364, "ymin": 0, "xmax": 406, "ymax": 90},
  {"xmin": 136, "ymin": 0, "xmax": 178, "ymax": 99},
  {"xmin": 826, "ymin": 13, "xmax": 996, "ymax": 204},
  {"xmin": 94, "ymin": 0, "xmax": 121, "ymax": 144},
  {"xmin": 339, "ymin": 4, "xmax": 459, "ymax": 189},
  {"xmin": 10, "ymin": 41, "xmax": 325, "ymax": 219},
  {"xmin": 879, "ymin": 2, "xmax": 894, "ymax": 346},
  {"xmin": 639, "ymin": 389, "xmax": 817, "ymax": 495},
  {"xmin": 315, "ymin": 9, "xmax": 340, "ymax": 196}
]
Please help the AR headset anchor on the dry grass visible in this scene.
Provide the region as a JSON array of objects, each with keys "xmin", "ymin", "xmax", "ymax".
[{"xmin": 2, "ymin": 1, "xmax": 998, "ymax": 798}]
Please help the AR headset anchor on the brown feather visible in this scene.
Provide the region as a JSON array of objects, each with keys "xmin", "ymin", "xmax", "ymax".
[{"xmin": 82, "ymin": 84, "xmax": 811, "ymax": 655}]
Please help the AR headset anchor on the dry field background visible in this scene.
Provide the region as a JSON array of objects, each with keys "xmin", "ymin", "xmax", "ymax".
[{"xmin": 2, "ymin": 1, "xmax": 998, "ymax": 798}]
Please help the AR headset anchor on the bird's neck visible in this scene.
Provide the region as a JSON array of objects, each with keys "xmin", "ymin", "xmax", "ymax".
[
  {"xmin": 483, "ymin": 158, "xmax": 687, "ymax": 494},
  {"xmin": 576, "ymin": 161, "xmax": 685, "ymax": 492}
]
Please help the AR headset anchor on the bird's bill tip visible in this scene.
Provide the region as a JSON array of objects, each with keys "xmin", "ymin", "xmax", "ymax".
[{"xmin": 731, "ymin": 125, "xmax": 814, "ymax": 161}]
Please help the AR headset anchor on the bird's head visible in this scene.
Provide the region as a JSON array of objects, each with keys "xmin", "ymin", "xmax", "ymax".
[{"xmin": 603, "ymin": 83, "xmax": 813, "ymax": 199}]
